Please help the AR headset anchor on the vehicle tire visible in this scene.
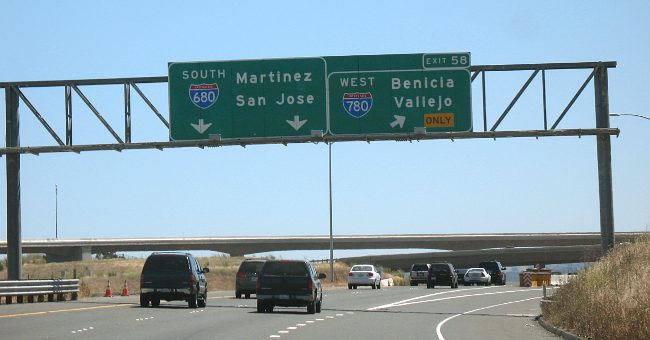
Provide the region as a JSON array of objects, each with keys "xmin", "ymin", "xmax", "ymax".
[
  {"xmin": 188, "ymin": 294, "xmax": 198, "ymax": 308},
  {"xmin": 410, "ymin": 282, "xmax": 416, "ymax": 287},
  {"xmin": 353, "ymin": 285, "xmax": 357, "ymax": 289},
  {"xmin": 245, "ymin": 293, "xmax": 251, "ymax": 299},
  {"xmin": 307, "ymin": 301, "xmax": 315, "ymax": 314},
  {"xmin": 235, "ymin": 291, "xmax": 242, "ymax": 299},
  {"xmin": 377, "ymin": 281, "xmax": 381, "ymax": 289},
  {"xmin": 266, "ymin": 304, "xmax": 274, "ymax": 313},
  {"xmin": 139, "ymin": 295, "xmax": 149, "ymax": 307},
  {"xmin": 151, "ymin": 298, "xmax": 160, "ymax": 307},
  {"xmin": 256, "ymin": 300, "xmax": 264, "ymax": 313},
  {"xmin": 198, "ymin": 292, "xmax": 206, "ymax": 308},
  {"xmin": 372, "ymin": 283, "xmax": 376, "ymax": 289},
  {"xmin": 426, "ymin": 282, "xmax": 431, "ymax": 289},
  {"xmin": 464, "ymin": 283, "xmax": 469, "ymax": 286},
  {"xmin": 348, "ymin": 284, "xmax": 352, "ymax": 289},
  {"xmin": 316, "ymin": 299, "xmax": 322, "ymax": 313}
]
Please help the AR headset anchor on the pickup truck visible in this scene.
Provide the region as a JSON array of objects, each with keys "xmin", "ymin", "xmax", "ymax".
[{"xmin": 256, "ymin": 260, "xmax": 326, "ymax": 314}]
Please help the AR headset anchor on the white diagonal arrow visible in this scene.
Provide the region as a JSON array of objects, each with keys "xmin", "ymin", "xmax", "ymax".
[
  {"xmin": 191, "ymin": 119, "xmax": 212, "ymax": 134},
  {"xmin": 286, "ymin": 115, "xmax": 307, "ymax": 131},
  {"xmin": 390, "ymin": 115, "xmax": 406, "ymax": 128}
]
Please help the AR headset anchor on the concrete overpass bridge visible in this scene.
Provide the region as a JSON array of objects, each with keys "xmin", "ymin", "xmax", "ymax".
[{"xmin": 0, "ymin": 232, "xmax": 644, "ymax": 263}]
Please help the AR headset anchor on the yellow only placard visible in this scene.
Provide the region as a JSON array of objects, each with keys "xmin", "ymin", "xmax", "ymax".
[{"xmin": 424, "ymin": 113, "xmax": 455, "ymax": 128}]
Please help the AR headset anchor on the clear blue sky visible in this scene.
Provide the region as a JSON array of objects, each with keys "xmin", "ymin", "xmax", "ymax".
[{"xmin": 1, "ymin": 1, "xmax": 648, "ymax": 259}]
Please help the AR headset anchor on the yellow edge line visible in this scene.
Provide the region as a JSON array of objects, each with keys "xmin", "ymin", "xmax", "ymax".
[{"xmin": 0, "ymin": 303, "xmax": 133, "ymax": 319}]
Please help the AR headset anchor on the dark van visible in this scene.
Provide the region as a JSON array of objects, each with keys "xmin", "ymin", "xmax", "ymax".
[
  {"xmin": 428, "ymin": 263, "xmax": 458, "ymax": 289},
  {"xmin": 235, "ymin": 259, "xmax": 266, "ymax": 299},
  {"xmin": 479, "ymin": 260, "xmax": 507, "ymax": 285},
  {"xmin": 256, "ymin": 260, "xmax": 325, "ymax": 314},
  {"xmin": 140, "ymin": 252, "xmax": 209, "ymax": 308}
]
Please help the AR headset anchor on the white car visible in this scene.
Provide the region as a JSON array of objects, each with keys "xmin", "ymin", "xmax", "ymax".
[
  {"xmin": 348, "ymin": 265, "xmax": 382, "ymax": 289},
  {"xmin": 464, "ymin": 268, "xmax": 491, "ymax": 286}
]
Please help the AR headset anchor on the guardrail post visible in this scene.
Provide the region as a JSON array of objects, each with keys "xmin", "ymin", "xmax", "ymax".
[
  {"xmin": 5, "ymin": 86, "xmax": 22, "ymax": 280},
  {"xmin": 594, "ymin": 65, "xmax": 615, "ymax": 254}
]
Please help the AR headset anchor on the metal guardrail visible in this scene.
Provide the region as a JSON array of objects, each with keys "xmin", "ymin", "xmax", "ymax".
[{"xmin": 0, "ymin": 279, "xmax": 80, "ymax": 304}]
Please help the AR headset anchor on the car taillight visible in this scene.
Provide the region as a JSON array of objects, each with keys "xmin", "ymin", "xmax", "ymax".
[
  {"xmin": 189, "ymin": 274, "xmax": 197, "ymax": 286},
  {"xmin": 481, "ymin": 273, "xmax": 485, "ymax": 277},
  {"xmin": 140, "ymin": 273, "xmax": 144, "ymax": 287},
  {"xmin": 367, "ymin": 272, "xmax": 373, "ymax": 277},
  {"xmin": 307, "ymin": 277, "xmax": 314, "ymax": 292},
  {"xmin": 236, "ymin": 271, "xmax": 246, "ymax": 278},
  {"xmin": 348, "ymin": 272, "xmax": 354, "ymax": 276},
  {"xmin": 256, "ymin": 279, "xmax": 261, "ymax": 292}
]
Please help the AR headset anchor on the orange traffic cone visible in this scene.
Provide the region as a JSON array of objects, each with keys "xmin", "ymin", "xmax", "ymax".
[
  {"xmin": 104, "ymin": 280, "xmax": 113, "ymax": 297},
  {"xmin": 121, "ymin": 280, "xmax": 129, "ymax": 296}
]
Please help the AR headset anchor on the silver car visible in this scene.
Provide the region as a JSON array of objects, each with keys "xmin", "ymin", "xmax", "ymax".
[{"xmin": 464, "ymin": 268, "xmax": 491, "ymax": 286}]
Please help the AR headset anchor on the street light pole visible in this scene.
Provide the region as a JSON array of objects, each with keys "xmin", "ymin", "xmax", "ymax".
[
  {"xmin": 610, "ymin": 113, "xmax": 650, "ymax": 121},
  {"xmin": 328, "ymin": 142, "xmax": 334, "ymax": 282},
  {"xmin": 55, "ymin": 184, "xmax": 58, "ymax": 239}
]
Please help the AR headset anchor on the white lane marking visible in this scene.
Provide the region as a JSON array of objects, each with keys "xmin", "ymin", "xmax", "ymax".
[
  {"xmin": 287, "ymin": 327, "xmax": 297, "ymax": 330},
  {"xmin": 367, "ymin": 286, "xmax": 496, "ymax": 310},
  {"xmin": 368, "ymin": 288, "xmax": 541, "ymax": 310},
  {"xmin": 279, "ymin": 330, "xmax": 289, "ymax": 334},
  {"xmin": 435, "ymin": 296, "xmax": 541, "ymax": 340},
  {"xmin": 326, "ymin": 316, "xmax": 334, "ymax": 319},
  {"xmin": 297, "ymin": 323, "xmax": 306, "ymax": 327},
  {"xmin": 306, "ymin": 320, "xmax": 315, "ymax": 323},
  {"xmin": 316, "ymin": 318, "xmax": 324, "ymax": 321},
  {"xmin": 269, "ymin": 336, "xmax": 281, "ymax": 338},
  {"xmin": 336, "ymin": 313, "xmax": 344, "ymax": 317}
]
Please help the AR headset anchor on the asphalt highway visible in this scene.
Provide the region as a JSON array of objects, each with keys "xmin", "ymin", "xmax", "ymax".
[{"xmin": 0, "ymin": 285, "xmax": 557, "ymax": 339}]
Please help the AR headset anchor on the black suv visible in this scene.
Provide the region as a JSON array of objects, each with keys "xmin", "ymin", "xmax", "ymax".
[
  {"xmin": 479, "ymin": 260, "xmax": 507, "ymax": 285},
  {"xmin": 427, "ymin": 262, "xmax": 458, "ymax": 289},
  {"xmin": 140, "ymin": 252, "xmax": 209, "ymax": 308},
  {"xmin": 256, "ymin": 260, "xmax": 325, "ymax": 314},
  {"xmin": 235, "ymin": 259, "xmax": 266, "ymax": 299}
]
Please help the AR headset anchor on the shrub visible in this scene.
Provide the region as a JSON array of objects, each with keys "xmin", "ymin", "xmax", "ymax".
[{"xmin": 544, "ymin": 234, "xmax": 650, "ymax": 339}]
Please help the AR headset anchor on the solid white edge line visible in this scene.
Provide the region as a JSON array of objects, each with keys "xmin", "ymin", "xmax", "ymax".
[{"xmin": 436, "ymin": 296, "xmax": 542, "ymax": 340}]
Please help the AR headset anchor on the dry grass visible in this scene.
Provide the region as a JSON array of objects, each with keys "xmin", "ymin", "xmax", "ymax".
[
  {"xmin": 0, "ymin": 255, "xmax": 405, "ymax": 297},
  {"xmin": 543, "ymin": 234, "xmax": 650, "ymax": 339}
]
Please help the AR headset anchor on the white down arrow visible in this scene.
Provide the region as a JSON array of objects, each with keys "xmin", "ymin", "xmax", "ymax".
[
  {"xmin": 191, "ymin": 119, "xmax": 212, "ymax": 134},
  {"xmin": 286, "ymin": 115, "xmax": 307, "ymax": 131}
]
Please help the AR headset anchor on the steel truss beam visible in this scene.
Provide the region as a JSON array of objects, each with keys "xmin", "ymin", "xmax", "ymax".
[{"xmin": 0, "ymin": 61, "xmax": 617, "ymax": 156}]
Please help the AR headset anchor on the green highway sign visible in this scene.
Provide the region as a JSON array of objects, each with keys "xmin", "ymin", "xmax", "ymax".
[
  {"xmin": 169, "ymin": 53, "xmax": 471, "ymax": 140},
  {"xmin": 169, "ymin": 58, "xmax": 327, "ymax": 140},
  {"xmin": 328, "ymin": 69, "xmax": 471, "ymax": 134}
]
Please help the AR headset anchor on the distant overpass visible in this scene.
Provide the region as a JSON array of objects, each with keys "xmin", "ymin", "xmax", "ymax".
[
  {"xmin": 339, "ymin": 245, "xmax": 603, "ymax": 270},
  {"xmin": 0, "ymin": 232, "xmax": 643, "ymax": 262}
]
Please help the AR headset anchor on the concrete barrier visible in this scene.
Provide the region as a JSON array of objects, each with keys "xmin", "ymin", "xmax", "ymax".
[{"xmin": 0, "ymin": 279, "xmax": 80, "ymax": 304}]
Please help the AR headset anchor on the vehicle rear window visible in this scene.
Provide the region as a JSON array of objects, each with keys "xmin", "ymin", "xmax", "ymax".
[
  {"xmin": 411, "ymin": 264, "xmax": 429, "ymax": 271},
  {"xmin": 480, "ymin": 262, "xmax": 499, "ymax": 270},
  {"xmin": 143, "ymin": 255, "xmax": 189, "ymax": 272},
  {"xmin": 262, "ymin": 261, "xmax": 308, "ymax": 276},
  {"xmin": 431, "ymin": 264, "xmax": 450, "ymax": 274},
  {"xmin": 468, "ymin": 269, "xmax": 483, "ymax": 273},
  {"xmin": 351, "ymin": 265, "xmax": 373, "ymax": 272},
  {"xmin": 239, "ymin": 261, "xmax": 265, "ymax": 273}
]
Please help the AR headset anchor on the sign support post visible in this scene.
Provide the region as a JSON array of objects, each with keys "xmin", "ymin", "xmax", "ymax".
[
  {"xmin": 5, "ymin": 86, "xmax": 22, "ymax": 280},
  {"xmin": 594, "ymin": 65, "xmax": 615, "ymax": 254}
]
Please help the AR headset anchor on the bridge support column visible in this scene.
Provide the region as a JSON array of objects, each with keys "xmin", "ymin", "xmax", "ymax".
[{"xmin": 45, "ymin": 246, "xmax": 92, "ymax": 262}]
